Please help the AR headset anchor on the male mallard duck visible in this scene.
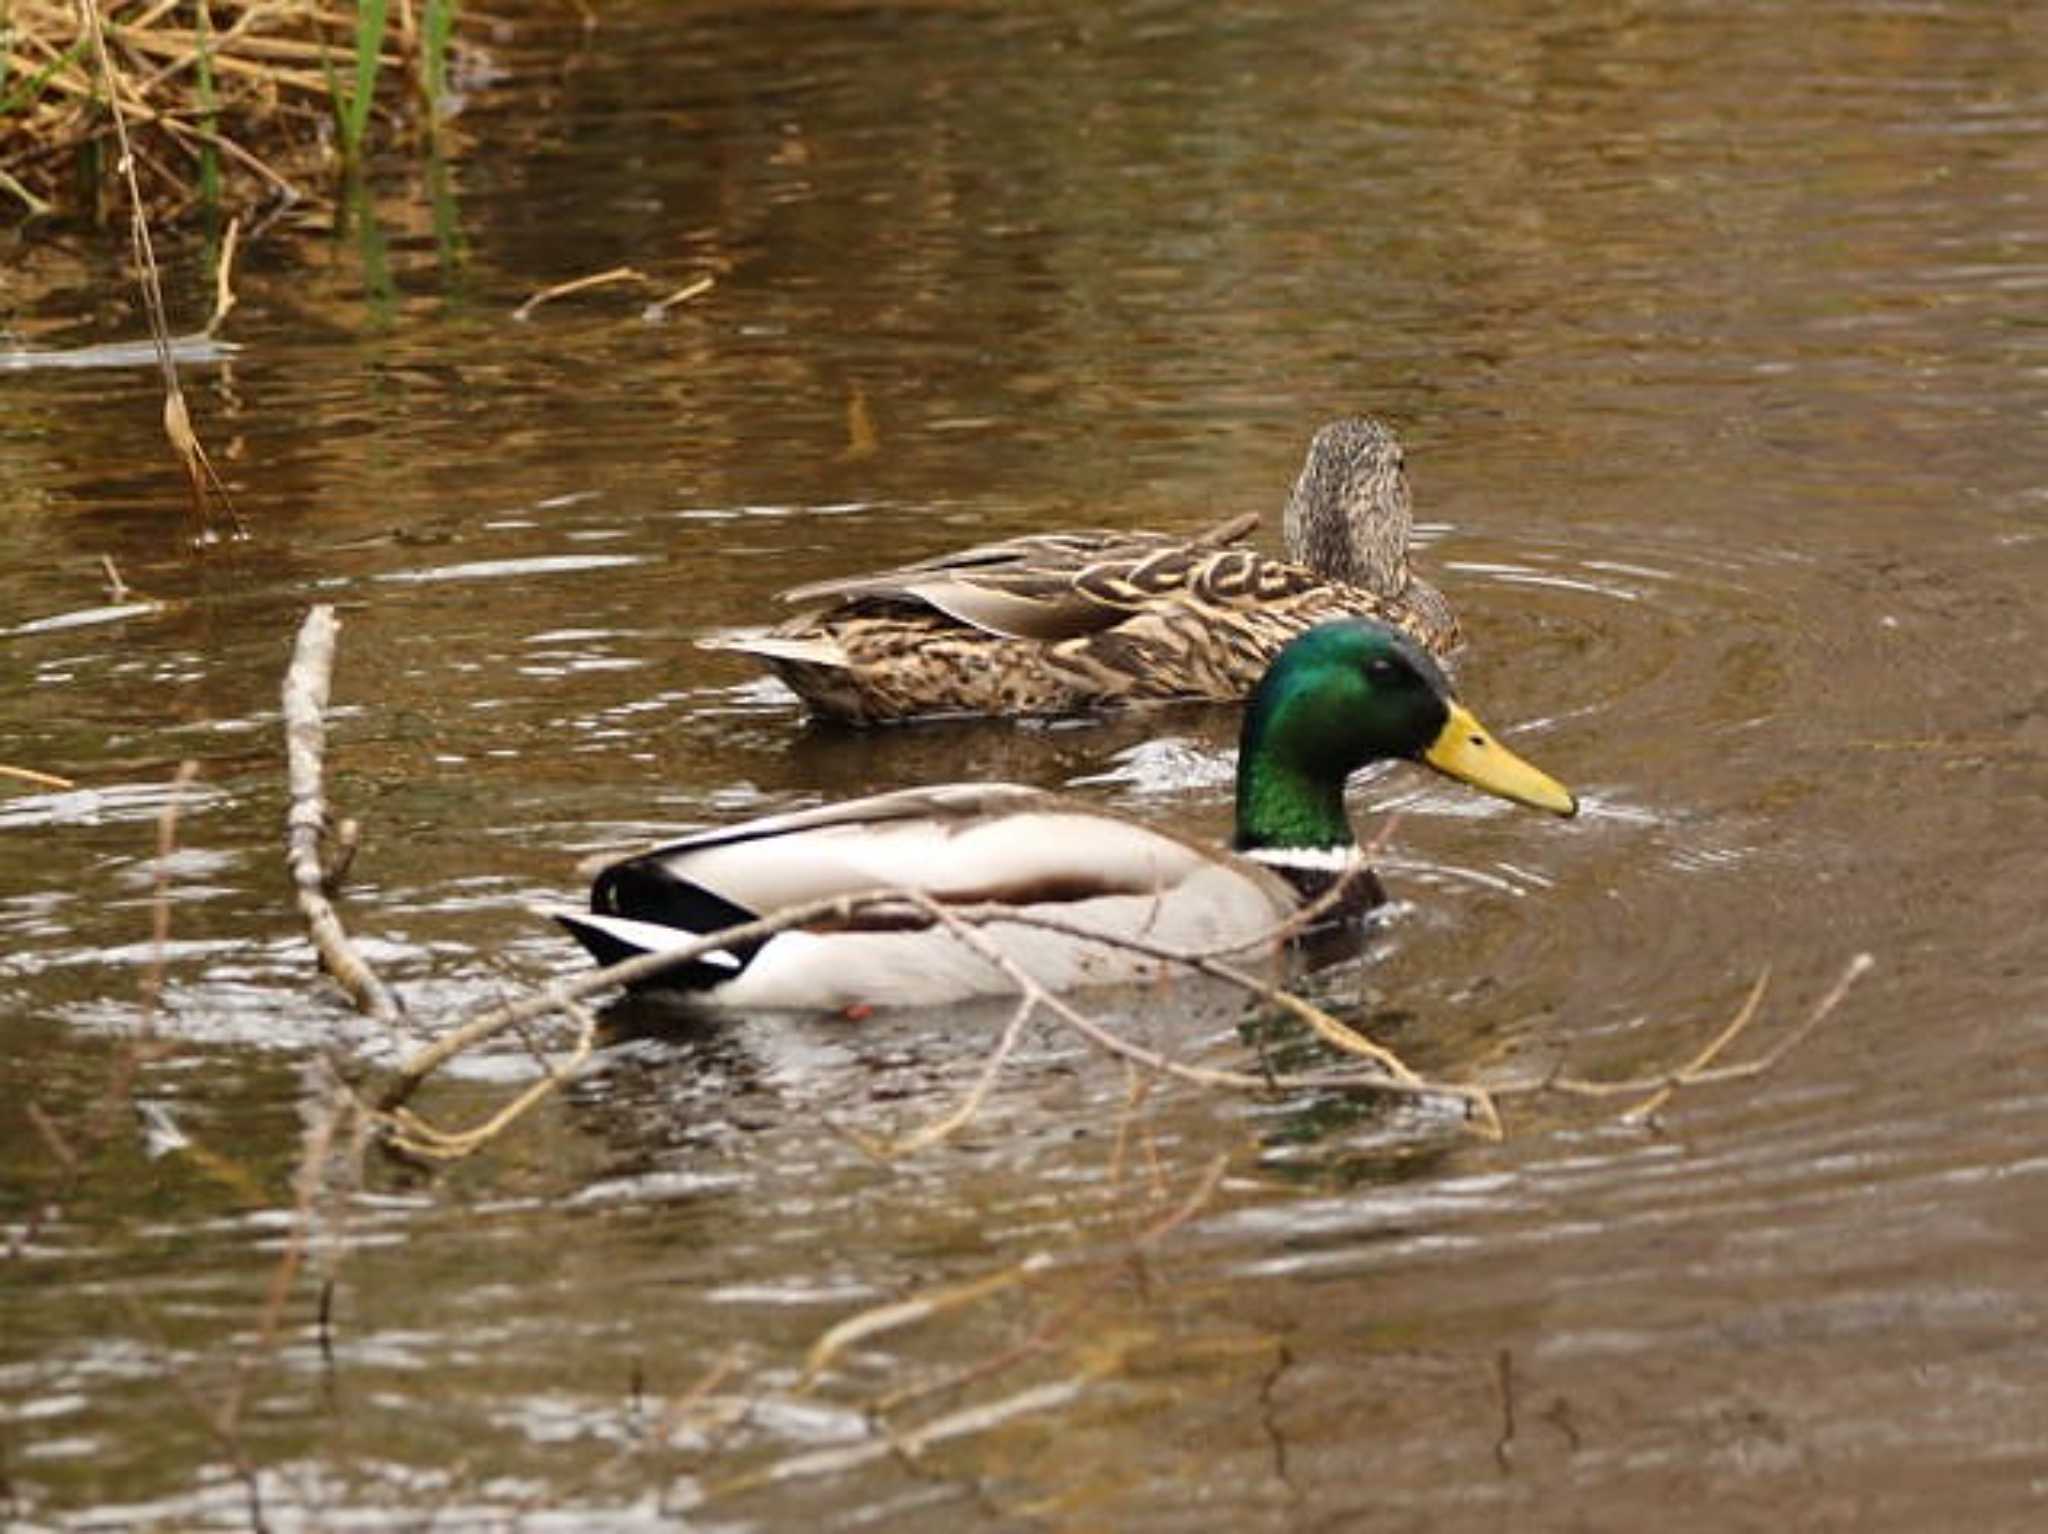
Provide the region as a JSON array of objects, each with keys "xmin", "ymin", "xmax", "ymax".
[
  {"xmin": 556, "ymin": 619, "xmax": 1572, "ymax": 1010},
  {"xmin": 701, "ymin": 417, "xmax": 1459, "ymax": 724}
]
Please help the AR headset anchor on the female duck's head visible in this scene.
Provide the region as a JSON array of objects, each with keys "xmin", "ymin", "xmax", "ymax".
[
  {"xmin": 1282, "ymin": 417, "xmax": 1413, "ymax": 593},
  {"xmin": 1233, "ymin": 618, "xmax": 1576, "ymax": 853}
]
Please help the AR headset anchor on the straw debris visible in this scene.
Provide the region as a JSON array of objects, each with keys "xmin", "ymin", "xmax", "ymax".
[{"xmin": 3, "ymin": 0, "xmax": 462, "ymax": 225}]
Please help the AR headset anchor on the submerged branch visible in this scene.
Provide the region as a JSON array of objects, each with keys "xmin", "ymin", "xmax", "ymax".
[{"xmin": 1484, "ymin": 953, "xmax": 1874, "ymax": 1111}]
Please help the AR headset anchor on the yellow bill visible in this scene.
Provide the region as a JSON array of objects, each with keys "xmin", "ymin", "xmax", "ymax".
[{"xmin": 1423, "ymin": 702, "xmax": 1578, "ymax": 817}]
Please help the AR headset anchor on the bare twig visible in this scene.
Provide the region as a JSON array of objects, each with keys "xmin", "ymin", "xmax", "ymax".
[
  {"xmin": 694, "ymin": 1370, "xmax": 1110, "ymax": 1504},
  {"xmin": 7, "ymin": 0, "xmax": 431, "ymax": 222},
  {"xmin": 372, "ymin": 865, "xmax": 1862, "ymax": 1156},
  {"xmin": 1621, "ymin": 967, "xmax": 1771, "ymax": 1122},
  {"xmin": 641, "ymin": 274, "xmax": 715, "ymax": 321},
  {"xmin": 0, "ymin": 765, "xmax": 75, "ymax": 790},
  {"xmin": 833, "ymin": 989, "xmax": 1039, "ymax": 1159},
  {"xmin": 99, "ymin": 554, "xmax": 136, "ymax": 603},
  {"xmin": 116, "ymin": 1291, "xmax": 271, "ymax": 1531},
  {"xmin": 0, "ymin": 166, "xmax": 55, "ymax": 217},
  {"xmin": 371, "ymin": 868, "xmax": 1472, "ymax": 1161},
  {"xmin": 1494, "ymin": 1348, "xmax": 1516, "ymax": 1474},
  {"xmin": 282, "ymin": 606, "xmax": 402, "ymax": 1025},
  {"xmin": 322, "ymin": 817, "xmax": 362, "ymax": 890},
  {"xmin": 207, "ymin": 214, "xmax": 241, "ymax": 337},
  {"xmin": 512, "ymin": 265, "xmax": 648, "ymax": 321},
  {"xmin": 211, "ymin": 1074, "xmax": 359, "ymax": 1452},
  {"xmin": 872, "ymin": 1152, "xmax": 1231, "ymax": 1416},
  {"xmin": 8, "ymin": 763, "xmax": 194, "ymax": 1263},
  {"xmin": 907, "ymin": 890, "xmax": 1487, "ymax": 1104},
  {"xmin": 156, "ymin": 113, "xmax": 305, "ymax": 205},
  {"xmin": 799, "ymin": 1252, "xmax": 1058, "ymax": 1391},
  {"xmin": 386, "ymin": 1001, "xmax": 597, "ymax": 1159},
  {"xmin": 378, "ymin": 889, "xmax": 926, "ymax": 1108},
  {"xmin": 1486, "ymin": 954, "xmax": 1875, "ymax": 1107},
  {"xmin": 139, "ymin": 760, "xmax": 202, "ymax": 1029}
]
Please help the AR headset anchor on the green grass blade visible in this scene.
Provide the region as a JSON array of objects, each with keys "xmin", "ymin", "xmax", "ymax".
[
  {"xmin": 344, "ymin": 0, "xmax": 391, "ymax": 157},
  {"xmin": 0, "ymin": 36, "xmax": 91, "ymax": 117},
  {"xmin": 422, "ymin": 0, "xmax": 457, "ymax": 118},
  {"xmin": 194, "ymin": 2, "xmax": 221, "ymax": 211}
]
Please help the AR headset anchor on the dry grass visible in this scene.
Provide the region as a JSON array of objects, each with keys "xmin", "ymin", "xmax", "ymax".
[{"xmin": 2, "ymin": 0, "xmax": 453, "ymax": 224}]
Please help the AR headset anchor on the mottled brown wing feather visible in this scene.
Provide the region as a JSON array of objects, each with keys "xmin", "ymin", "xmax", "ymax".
[
  {"xmin": 776, "ymin": 515, "xmax": 1262, "ymax": 641},
  {"xmin": 779, "ymin": 527, "xmax": 1169, "ymax": 606}
]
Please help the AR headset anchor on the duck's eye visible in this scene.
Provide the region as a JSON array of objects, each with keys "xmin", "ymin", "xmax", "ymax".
[{"xmin": 1366, "ymin": 657, "xmax": 1403, "ymax": 685}]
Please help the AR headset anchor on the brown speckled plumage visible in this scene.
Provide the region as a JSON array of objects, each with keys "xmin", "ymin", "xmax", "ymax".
[{"xmin": 704, "ymin": 417, "xmax": 1460, "ymax": 724}]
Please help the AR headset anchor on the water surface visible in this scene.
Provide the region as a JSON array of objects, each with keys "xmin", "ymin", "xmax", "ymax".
[{"xmin": 4, "ymin": 1, "xmax": 2047, "ymax": 1527}]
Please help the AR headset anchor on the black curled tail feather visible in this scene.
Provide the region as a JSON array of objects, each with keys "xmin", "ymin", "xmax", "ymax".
[{"xmin": 589, "ymin": 857, "xmax": 768, "ymax": 989}]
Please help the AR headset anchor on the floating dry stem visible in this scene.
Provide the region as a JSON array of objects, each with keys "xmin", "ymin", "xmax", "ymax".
[
  {"xmin": 643, "ymin": 274, "xmax": 717, "ymax": 321},
  {"xmin": 0, "ymin": 765, "xmax": 76, "ymax": 790},
  {"xmin": 512, "ymin": 265, "xmax": 649, "ymax": 321}
]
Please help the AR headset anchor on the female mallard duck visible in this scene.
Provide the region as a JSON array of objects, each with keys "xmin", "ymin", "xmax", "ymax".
[
  {"xmin": 556, "ymin": 619, "xmax": 1573, "ymax": 1010},
  {"xmin": 702, "ymin": 417, "xmax": 1459, "ymax": 724}
]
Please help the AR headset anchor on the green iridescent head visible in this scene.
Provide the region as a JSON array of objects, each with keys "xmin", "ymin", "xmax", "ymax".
[{"xmin": 1232, "ymin": 619, "xmax": 1576, "ymax": 852}]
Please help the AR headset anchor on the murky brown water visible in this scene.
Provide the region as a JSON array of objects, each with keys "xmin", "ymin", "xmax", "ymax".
[{"xmin": 6, "ymin": 0, "xmax": 2048, "ymax": 1526}]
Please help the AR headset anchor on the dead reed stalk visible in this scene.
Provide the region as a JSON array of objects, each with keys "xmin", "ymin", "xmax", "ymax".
[{"xmin": 4, "ymin": 0, "xmax": 460, "ymax": 225}]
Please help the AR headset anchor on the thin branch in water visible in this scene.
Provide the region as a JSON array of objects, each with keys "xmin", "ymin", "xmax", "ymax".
[
  {"xmin": 322, "ymin": 817, "xmax": 362, "ymax": 890},
  {"xmin": 140, "ymin": 760, "xmax": 202, "ymax": 1033},
  {"xmin": 1106, "ymin": 1064, "xmax": 1156, "ymax": 1202},
  {"xmin": 834, "ymin": 988, "xmax": 1040, "ymax": 1160},
  {"xmin": 512, "ymin": 265, "xmax": 648, "ymax": 321},
  {"xmin": 211, "ymin": 1075, "xmax": 358, "ymax": 1453},
  {"xmin": 1621, "ymin": 967, "xmax": 1771, "ymax": 1123},
  {"xmin": 385, "ymin": 1001, "xmax": 597, "ymax": 1160},
  {"xmin": 9, "ymin": 763, "xmax": 193, "ymax": 1257},
  {"xmin": 207, "ymin": 213, "xmax": 241, "ymax": 336},
  {"xmin": 1485, "ymin": 953, "xmax": 1874, "ymax": 1113},
  {"xmin": 317, "ymin": 1278, "xmax": 336, "ymax": 1365},
  {"xmin": 0, "ymin": 765, "xmax": 75, "ymax": 790},
  {"xmin": 871, "ymin": 1153, "xmax": 1229, "ymax": 1417},
  {"xmin": 156, "ymin": 113, "xmax": 306, "ymax": 207},
  {"xmin": 898, "ymin": 891, "xmax": 1500, "ymax": 1130},
  {"xmin": 1672, "ymin": 952, "xmax": 1873, "ymax": 1086},
  {"xmin": 1493, "ymin": 1348, "xmax": 1516, "ymax": 1474},
  {"xmin": 282, "ymin": 606, "xmax": 402, "ymax": 1025},
  {"xmin": 696, "ymin": 1371, "xmax": 1108, "ymax": 1504},
  {"xmin": 24, "ymin": 1103, "xmax": 80, "ymax": 1175},
  {"xmin": 99, "ymin": 554, "xmax": 136, "ymax": 603},
  {"xmin": 798, "ymin": 1252, "xmax": 1057, "ymax": 1392},
  {"xmin": 641, "ymin": 274, "xmax": 715, "ymax": 322}
]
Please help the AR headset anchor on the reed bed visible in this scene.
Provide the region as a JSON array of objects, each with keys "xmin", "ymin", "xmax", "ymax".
[{"xmin": 2, "ymin": 0, "xmax": 458, "ymax": 224}]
